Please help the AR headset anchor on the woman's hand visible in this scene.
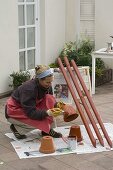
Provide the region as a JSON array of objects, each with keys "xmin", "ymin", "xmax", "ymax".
[{"xmin": 47, "ymin": 108, "xmax": 63, "ymax": 117}]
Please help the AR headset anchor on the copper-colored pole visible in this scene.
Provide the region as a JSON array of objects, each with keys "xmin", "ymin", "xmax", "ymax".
[
  {"xmin": 57, "ymin": 57, "xmax": 96, "ymax": 147},
  {"xmin": 64, "ymin": 56, "xmax": 104, "ymax": 146},
  {"xmin": 71, "ymin": 59, "xmax": 112, "ymax": 148}
]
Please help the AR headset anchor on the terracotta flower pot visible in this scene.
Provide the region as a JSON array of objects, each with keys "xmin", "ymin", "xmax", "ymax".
[
  {"xmin": 69, "ymin": 125, "xmax": 83, "ymax": 142},
  {"xmin": 63, "ymin": 104, "xmax": 79, "ymax": 122},
  {"xmin": 39, "ymin": 136, "xmax": 56, "ymax": 154}
]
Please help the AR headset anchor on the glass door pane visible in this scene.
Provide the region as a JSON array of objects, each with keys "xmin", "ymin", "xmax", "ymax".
[
  {"xmin": 18, "ymin": 5, "xmax": 25, "ymax": 26},
  {"xmin": 27, "ymin": 27, "xmax": 35, "ymax": 47},
  {"xmin": 18, "ymin": 0, "xmax": 24, "ymax": 2},
  {"xmin": 27, "ymin": 50, "xmax": 35, "ymax": 69},
  {"xmin": 19, "ymin": 52, "xmax": 26, "ymax": 71},
  {"xmin": 26, "ymin": 0, "xmax": 34, "ymax": 2},
  {"xmin": 27, "ymin": 5, "xmax": 35, "ymax": 25},
  {"xmin": 19, "ymin": 28, "xmax": 25, "ymax": 49}
]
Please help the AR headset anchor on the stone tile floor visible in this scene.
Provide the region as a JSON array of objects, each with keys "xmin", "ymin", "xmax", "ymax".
[{"xmin": 0, "ymin": 82, "xmax": 113, "ymax": 170}]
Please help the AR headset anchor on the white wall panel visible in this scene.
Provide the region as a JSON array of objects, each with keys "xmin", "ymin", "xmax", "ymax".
[{"xmin": 0, "ymin": 0, "xmax": 19, "ymax": 95}]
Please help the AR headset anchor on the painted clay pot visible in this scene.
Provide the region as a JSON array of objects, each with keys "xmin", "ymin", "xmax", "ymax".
[
  {"xmin": 69, "ymin": 125, "xmax": 83, "ymax": 142},
  {"xmin": 63, "ymin": 104, "xmax": 79, "ymax": 122},
  {"xmin": 39, "ymin": 136, "xmax": 56, "ymax": 154}
]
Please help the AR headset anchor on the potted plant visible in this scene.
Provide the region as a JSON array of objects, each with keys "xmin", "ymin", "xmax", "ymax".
[
  {"xmin": 49, "ymin": 38, "xmax": 112, "ymax": 87},
  {"xmin": 9, "ymin": 71, "xmax": 30, "ymax": 89},
  {"xmin": 58, "ymin": 39, "xmax": 94, "ymax": 66}
]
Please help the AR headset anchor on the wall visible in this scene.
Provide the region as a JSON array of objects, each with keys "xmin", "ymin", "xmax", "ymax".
[
  {"xmin": 42, "ymin": 0, "xmax": 66, "ymax": 64},
  {"xmin": 40, "ymin": 0, "xmax": 46, "ymax": 64},
  {"xmin": 0, "ymin": 0, "xmax": 19, "ymax": 96},
  {"xmin": 2, "ymin": 0, "xmax": 113, "ymax": 95},
  {"xmin": 66, "ymin": 0, "xmax": 80, "ymax": 42},
  {"xmin": 0, "ymin": 0, "xmax": 66, "ymax": 95},
  {"xmin": 95, "ymin": 0, "xmax": 113, "ymax": 68}
]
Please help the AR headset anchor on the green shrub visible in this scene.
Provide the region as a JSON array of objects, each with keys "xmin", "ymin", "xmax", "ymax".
[
  {"xmin": 9, "ymin": 71, "xmax": 30, "ymax": 89},
  {"xmin": 50, "ymin": 38, "xmax": 106, "ymax": 78},
  {"xmin": 49, "ymin": 62, "xmax": 58, "ymax": 68}
]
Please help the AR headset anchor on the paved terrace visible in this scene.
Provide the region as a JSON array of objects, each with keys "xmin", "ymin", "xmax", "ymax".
[{"xmin": 0, "ymin": 82, "xmax": 113, "ymax": 170}]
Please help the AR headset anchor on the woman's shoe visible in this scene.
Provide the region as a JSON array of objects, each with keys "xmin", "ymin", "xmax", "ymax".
[
  {"xmin": 10, "ymin": 124, "xmax": 27, "ymax": 139},
  {"xmin": 41, "ymin": 129, "xmax": 62, "ymax": 138}
]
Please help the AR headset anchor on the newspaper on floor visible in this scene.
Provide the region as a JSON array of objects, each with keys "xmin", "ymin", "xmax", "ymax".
[{"xmin": 5, "ymin": 123, "xmax": 113, "ymax": 159}]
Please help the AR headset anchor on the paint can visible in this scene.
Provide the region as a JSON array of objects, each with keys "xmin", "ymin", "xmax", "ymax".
[{"xmin": 68, "ymin": 136, "xmax": 77, "ymax": 150}]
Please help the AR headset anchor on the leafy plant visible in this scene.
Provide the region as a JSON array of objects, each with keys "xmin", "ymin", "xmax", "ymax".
[
  {"xmin": 49, "ymin": 62, "xmax": 58, "ymax": 68},
  {"xmin": 51, "ymin": 38, "xmax": 106, "ymax": 78},
  {"xmin": 9, "ymin": 71, "xmax": 30, "ymax": 89},
  {"xmin": 49, "ymin": 38, "xmax": 106, "ymax": 80},
  {"xmin": 90, "ymin": 58, "xmax": 105, "ymax": 77},
  {"xmin": 58, "ymin": 38, "xmax": 94, "ymax": 67},
  {"xmin": 58, "ymin": 41, "xmax": 78, "ymax": 66}
]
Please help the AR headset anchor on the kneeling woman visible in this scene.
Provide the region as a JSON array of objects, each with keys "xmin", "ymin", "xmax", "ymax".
[{"xmin": 5, "ymin": 65, "xmax": 62, "ymax": 139}]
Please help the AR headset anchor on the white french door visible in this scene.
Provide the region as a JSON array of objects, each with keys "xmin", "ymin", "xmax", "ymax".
[{"xmin": 18, "ymin": 0, "xmax": 40, "ymax": 71}]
